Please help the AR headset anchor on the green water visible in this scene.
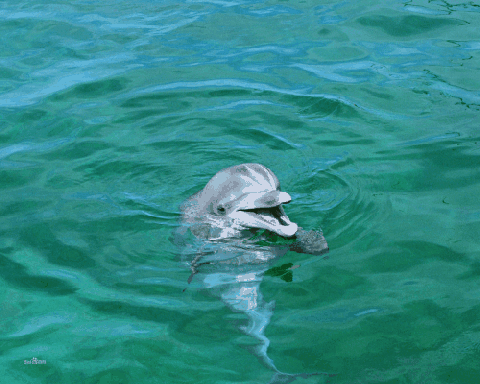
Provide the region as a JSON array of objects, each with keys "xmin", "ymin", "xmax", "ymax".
[{"xmin": 1, "ymin": 1, "xmax": 480, "ymax": 383}]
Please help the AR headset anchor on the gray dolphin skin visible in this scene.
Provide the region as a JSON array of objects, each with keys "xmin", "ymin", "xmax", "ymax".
[{"xmin": 174, "ymin": 163, "xmax": 330, "ymax": 383}]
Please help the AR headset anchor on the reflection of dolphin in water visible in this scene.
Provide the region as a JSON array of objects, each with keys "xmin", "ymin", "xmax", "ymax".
[{"xmin": 174, "ymin": 163, "xmax": 329, "ymax": 383}]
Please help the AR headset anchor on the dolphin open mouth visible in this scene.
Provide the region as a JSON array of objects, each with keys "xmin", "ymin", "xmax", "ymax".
[
  {"xmin": 234, "ymin": 204, "xmax": 298, "ymax": 238},
  {"xmin": 240, "ymin": 206, "xmax": 290, "ymax": 226}
]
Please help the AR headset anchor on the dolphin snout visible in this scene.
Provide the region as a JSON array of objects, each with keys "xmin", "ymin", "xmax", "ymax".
[{"xmin": 273, "ymin": 191, "xmax": 292, "ymax": 205}]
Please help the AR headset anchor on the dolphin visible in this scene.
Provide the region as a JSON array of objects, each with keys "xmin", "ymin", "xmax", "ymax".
[
  {"xmin": 179, "ymin": 163, "xmax": 328, "ymax": 251},
  {"xmin": 174, "ymin": 163, "xmax": 330, "ymax": 382}
]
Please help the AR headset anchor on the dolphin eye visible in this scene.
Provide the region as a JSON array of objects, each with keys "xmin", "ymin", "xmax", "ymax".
[{"xmin": 217, "ymin": 206, "xmax": 226, "ymax": 215}]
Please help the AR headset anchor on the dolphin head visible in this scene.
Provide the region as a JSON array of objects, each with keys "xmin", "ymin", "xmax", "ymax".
[{"xmin": 183, "ymin": 163, "xmax": 298, "ymax": 239}]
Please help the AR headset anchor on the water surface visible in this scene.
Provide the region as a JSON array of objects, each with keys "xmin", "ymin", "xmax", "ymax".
[{"xmin": 1, "ymin": 1, "xmax": 480, "ymax": 383}]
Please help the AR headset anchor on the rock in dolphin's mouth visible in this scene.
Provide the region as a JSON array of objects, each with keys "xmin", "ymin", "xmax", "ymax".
[{"xmin": 236, "ymin": 205, "xmax": 298, "ymax": 238}]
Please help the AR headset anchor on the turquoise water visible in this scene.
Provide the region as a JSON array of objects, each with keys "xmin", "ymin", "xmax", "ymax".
[{"xmin": 1, "ymin": 0, "xmax": 480, "ymax": 383}]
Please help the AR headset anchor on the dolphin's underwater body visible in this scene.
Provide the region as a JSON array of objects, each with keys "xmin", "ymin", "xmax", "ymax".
[{"xmin": 174, "ymin": 163, "xmax": 329, "ymax": 383}]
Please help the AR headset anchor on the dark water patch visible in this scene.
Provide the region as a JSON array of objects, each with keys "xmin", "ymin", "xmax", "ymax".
[
  {"xmin": 316, "ymin": 266, "xmax": 367, "ymax": 290},
  {"xmin": 33, "ymin": 20, "xmax": 93, "ymax": 41},
  {"xmin": 0, "ymin": 250, "xmax": 76, "ymax": 296},
  {"xmin": 437, "ymin": 366, "xmax": 480, "ymax": 384},
  {"xmin": 273, "ymin": 266, "xmax": 367, "ymax": 304},
  {"xmin": 363, "ymin": 248, "xmax": 422, "ymax": 273},
  {"xmin": 178, "ymin": 306, "xmax": 242, "ymax": 343},
  {"xmin": 10, "ymin": 20, "xmax": 89, "ymax": 52},
  {"xmin": 125, "ymin": 339, "xmax": 186, "ymax": 373},
  {"xmin": 457, "ymin": 262, "xmax": 480, "ymax": 280},
  {"xmin": 83, "ymin": 369, "xmax": 137, "ymax": 384},
  {"xmin": 2, "ymin": 17, "xmax": 92, "ymax": 47},
  {"xmin": 208, "ymin": 88, "xmax": 252, "ymax": 97},
  {"xmin": 351, "ymin": 231, "xmax": 384, "ymax": 254},
  {"xmin": 51, "ymin": 78, "xmax": 129, "ymax": 101},
  {"xmin": 0, "ymin": 336, "xmax": 36, "ymax": 359},
  {"xmin": 0, "ymin": 199, "xmax": 52, "ymax": 218},
  {"xmin": 329, "ymin": 156, "xmax": 356, "ymax": 171},
  {"xmin": 271, "ymin": 315, "xmax": 401, "ymax": 373},
  {"xmin": 337, "ymin": 130, "xmax": 366, "ymax": 140},
  {"xmin": 114, "ymin": 109, "xmax": 169, "ymax": 124},
  {"xmin": 363, "ymin": 168, "xmax": 422, "ymax": 193},
  {"xmin": 19, "ymin": 224, "xmax": 95, "ymax": 269},
  {"xmin": 103, "ymin": 33, "xmax": 142, "ymax": 45},
  {"xmin": 405, "ymin": 300, "xmax": 462, "ymax": 332},
  {"xmin": 142, "ymin": 115, "xmax": 200, "ymax": 134},
  {"xmin": 317, "ymin": 27, "xmax": 332, "ymax": 36},
  {"xmin": 120, "ymin": 92, "xmax": 194, "ymax": 110},
  {"xmin": 118, "ymin": 106, "xmax": 192, "ymax": 125},
  {"xmin": 57, "ymin": 46, "xmax": 90, "ymax": 61},
  {"xmin": 419, "ymin": 141, "xmax": 480, "ymax": 171},
  {"xmin": 268, "ymin": 344, "xmax": 339, "ymax": 377},
  {"xmin": 313, "ymin": 299, "xmax": 473, "ymax": 371},
  {"xmin": 18, "ymin": 108, "xmax": 49, "ymax": 123},
  {"xmin": 0, "ymin": 19, "xmax": 29, "ymax": 31},
  {"xmin": 457, "ymin": 303, "xmax": 480, "ymax": 329},
  {"xmin": 72, "ymin": 78, "xmax": 128, "ymax": 98},
  {"xmin": 399, "ymin": 132, "xmax": 461, "ymax": 147},
  {"xmin": 74, "ymin": 345, "xmax": 107, "ymax": 361},
  {"xmin": 79, "ymin": 297, "xmax": 195, "ymax": 335},
  {"xmin": 357, "ymin": 14, "xmax": 463, "ymax": 37},
  {"xmin": 0, "ymin": 168, "xmax": 43, "ymax": 189},
  {"xmin": 0, "ymin": 66, "xmax": 23, "ymax": 80},
  {"xmin": 265, "ymin": 263, "xmax": 295, "ymax": 282},
  {"xmin": 41, "ymin": 140, "xmax": 111, "ymax": 161},
  {"xmin": 371, "ymin": 139, "xmax": 480, "ymax": 191},
  {"xmin": 114, "ymin": 281, "xmax": 176, "ymax": 296},
  {"xmin": 395, "ymin": 241, "xmax": 467, "ymax": 263},
  {"xmin": 44, "ymin": 174, "xmax": 81, "ymax": 190},
  {"xmin": 281, "ymin": 94, "xmax": 359, "ymax": 119},
  {"xmin": 42, "ymin": 117, "xmax": 80, "ymax": 139},
  {"xmin": 320, "ymin": 138, "xmax": 375, "ymax": 147},
  {"xmin": 361, "ymin": 87, "xmax": 395, "ymax": 100}
]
